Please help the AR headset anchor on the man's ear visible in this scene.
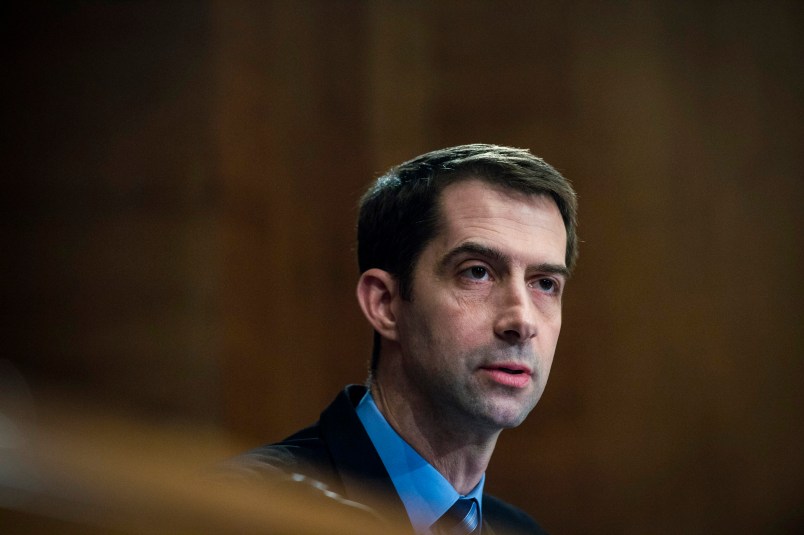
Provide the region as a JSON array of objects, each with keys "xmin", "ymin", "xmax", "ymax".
[{"xmin": 356, "ymin": 268, "xmax": 400, "ymax": 342}]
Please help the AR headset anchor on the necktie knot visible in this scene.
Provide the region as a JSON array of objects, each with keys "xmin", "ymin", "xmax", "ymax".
[{"xmin": 434, "ymin": 497, "xmax": 479, "ymax": 535}]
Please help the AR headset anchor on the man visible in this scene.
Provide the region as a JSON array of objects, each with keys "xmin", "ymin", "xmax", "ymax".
[{"xmin": 231, "ymin": 144, "xmax": 578, "ymax": 534}]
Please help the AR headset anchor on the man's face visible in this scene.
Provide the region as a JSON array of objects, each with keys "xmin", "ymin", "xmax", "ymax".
[{"xmin": 392, "ymin": 179, "xmax": 568, "ymax": 432}]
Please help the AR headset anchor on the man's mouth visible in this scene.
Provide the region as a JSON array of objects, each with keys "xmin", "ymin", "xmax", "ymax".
[
  {"xmin": 481, "ymin": 364, "xmax": 531, "ymax": 375},
  {"xmin": 479, "ymin": 364, "xmax": 532, "ymax": 388}
]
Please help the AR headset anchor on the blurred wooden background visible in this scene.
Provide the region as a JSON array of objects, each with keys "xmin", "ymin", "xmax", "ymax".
[{"xmin": 3, "ymin": 1, "xmax": 802, "ymax": 533}]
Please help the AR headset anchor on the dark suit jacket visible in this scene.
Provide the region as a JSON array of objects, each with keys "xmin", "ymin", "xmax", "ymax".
[{"xmin": 230, "ymin": 385, "xmax": 547, "ymax": 535}]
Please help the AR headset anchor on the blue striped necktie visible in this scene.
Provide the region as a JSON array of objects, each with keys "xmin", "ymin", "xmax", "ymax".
[{"xmin": 434, "ymin": 497, "xmax": 480, "ymax": 535}]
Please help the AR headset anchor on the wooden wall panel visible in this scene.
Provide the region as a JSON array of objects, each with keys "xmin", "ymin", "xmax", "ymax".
[
  {"xmin": 549, "ymin": 2, "xmax": 804, "ymax": 532},
  {"xmin": 365, "ymin": 0, "xmax": 435, "ymax": 169},
  {"xmin": 211, "ymin": 0, "xmax": 373, "ymax": 440},
  {"xmin": 4, "ymin": 2, "xmax": 222, "ymax": 419}
]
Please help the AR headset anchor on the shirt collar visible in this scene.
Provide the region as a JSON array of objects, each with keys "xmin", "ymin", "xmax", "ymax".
[{"xmin": 356, "ymin": 389, "xmax": 484, "ymax": 534}]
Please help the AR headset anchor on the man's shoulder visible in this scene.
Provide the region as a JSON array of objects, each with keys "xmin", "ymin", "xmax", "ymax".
[
  {"xmin": 221, "ymin": 385, "xmax": 372, "ymax": 490},
  {"xmin": 483, "ymin": 493, "xmax": 548, "ymax": 535},
  {"xmin": 223, "ymin": 421, "xmax": 339, "ymax": 488}
]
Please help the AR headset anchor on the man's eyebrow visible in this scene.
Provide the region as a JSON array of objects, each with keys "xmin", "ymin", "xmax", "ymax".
[
  {"xmin": 437, "ymin": 241, "xmax": 570, "ymax": 279},
  {"xmin": 437, "ymin": 242, "xmax": 511, "ymax": 273},
  {"xmin": 534, "ymin": 263, "xmax": 571, "ymax": 279}
]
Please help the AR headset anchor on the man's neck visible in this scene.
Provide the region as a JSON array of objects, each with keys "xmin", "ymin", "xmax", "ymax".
[{"xmin": 370, "ymin": 378, "xmax": 500, "ymax": 495}]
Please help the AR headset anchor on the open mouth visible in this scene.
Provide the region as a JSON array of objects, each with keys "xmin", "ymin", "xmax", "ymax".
[
  {"xmin": 482, "ymin": 364, "xmax": 531, "ymax": 374},
  {"xmin": 479, "ymin": 365, "xmax": 532, "ymax": 388}
]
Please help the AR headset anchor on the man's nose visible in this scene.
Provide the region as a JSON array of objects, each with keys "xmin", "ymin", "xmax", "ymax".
[{"xmin": 493, "ymin": 281, "xmax": 538, "ymax": 344}]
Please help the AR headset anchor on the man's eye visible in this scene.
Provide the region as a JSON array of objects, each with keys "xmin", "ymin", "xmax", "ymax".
[
  {"xmin": 464, "ymin": 266, "xmax": 489, "ymax": 280},
  {"xmin": 536, "ymin": 278, "xmax": 558, "ymax": 293}
]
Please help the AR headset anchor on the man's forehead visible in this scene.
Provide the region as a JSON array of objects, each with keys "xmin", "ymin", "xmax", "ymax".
[
  {"xmin": 437, "ymin": 179, "xmax": 561, "ymax": 229},
  {"xmin": 431, "ymin": 179, "xmax": 568, "ymax": 263},
  {"xmin": 438, "ymin": 178, "xmax": 557, "ymax": 213}
]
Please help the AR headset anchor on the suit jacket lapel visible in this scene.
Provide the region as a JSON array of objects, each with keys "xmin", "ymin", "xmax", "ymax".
[{"xmin": 319, "ymin": 385, "xmax": 412, "ymax": 531}]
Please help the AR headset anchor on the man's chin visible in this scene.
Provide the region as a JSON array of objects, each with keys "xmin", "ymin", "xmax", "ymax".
[
  {"xmin": 495, "ymin": 413, "xmax": 531, "ymax": 429},
  {"xmin": 482, "ymin": 399, "xmax": 538, "ymax": 429}
]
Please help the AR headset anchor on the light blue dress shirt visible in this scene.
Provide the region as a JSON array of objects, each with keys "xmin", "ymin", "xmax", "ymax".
[{"xmin": 356, "ymin": 390, "xmax": 485, "ymax": 534}]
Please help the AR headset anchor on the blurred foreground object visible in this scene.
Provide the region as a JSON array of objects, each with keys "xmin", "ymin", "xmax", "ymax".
[{"xmin": 0, "ymin": 384, "xmax": 399, "ymax": 534}]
